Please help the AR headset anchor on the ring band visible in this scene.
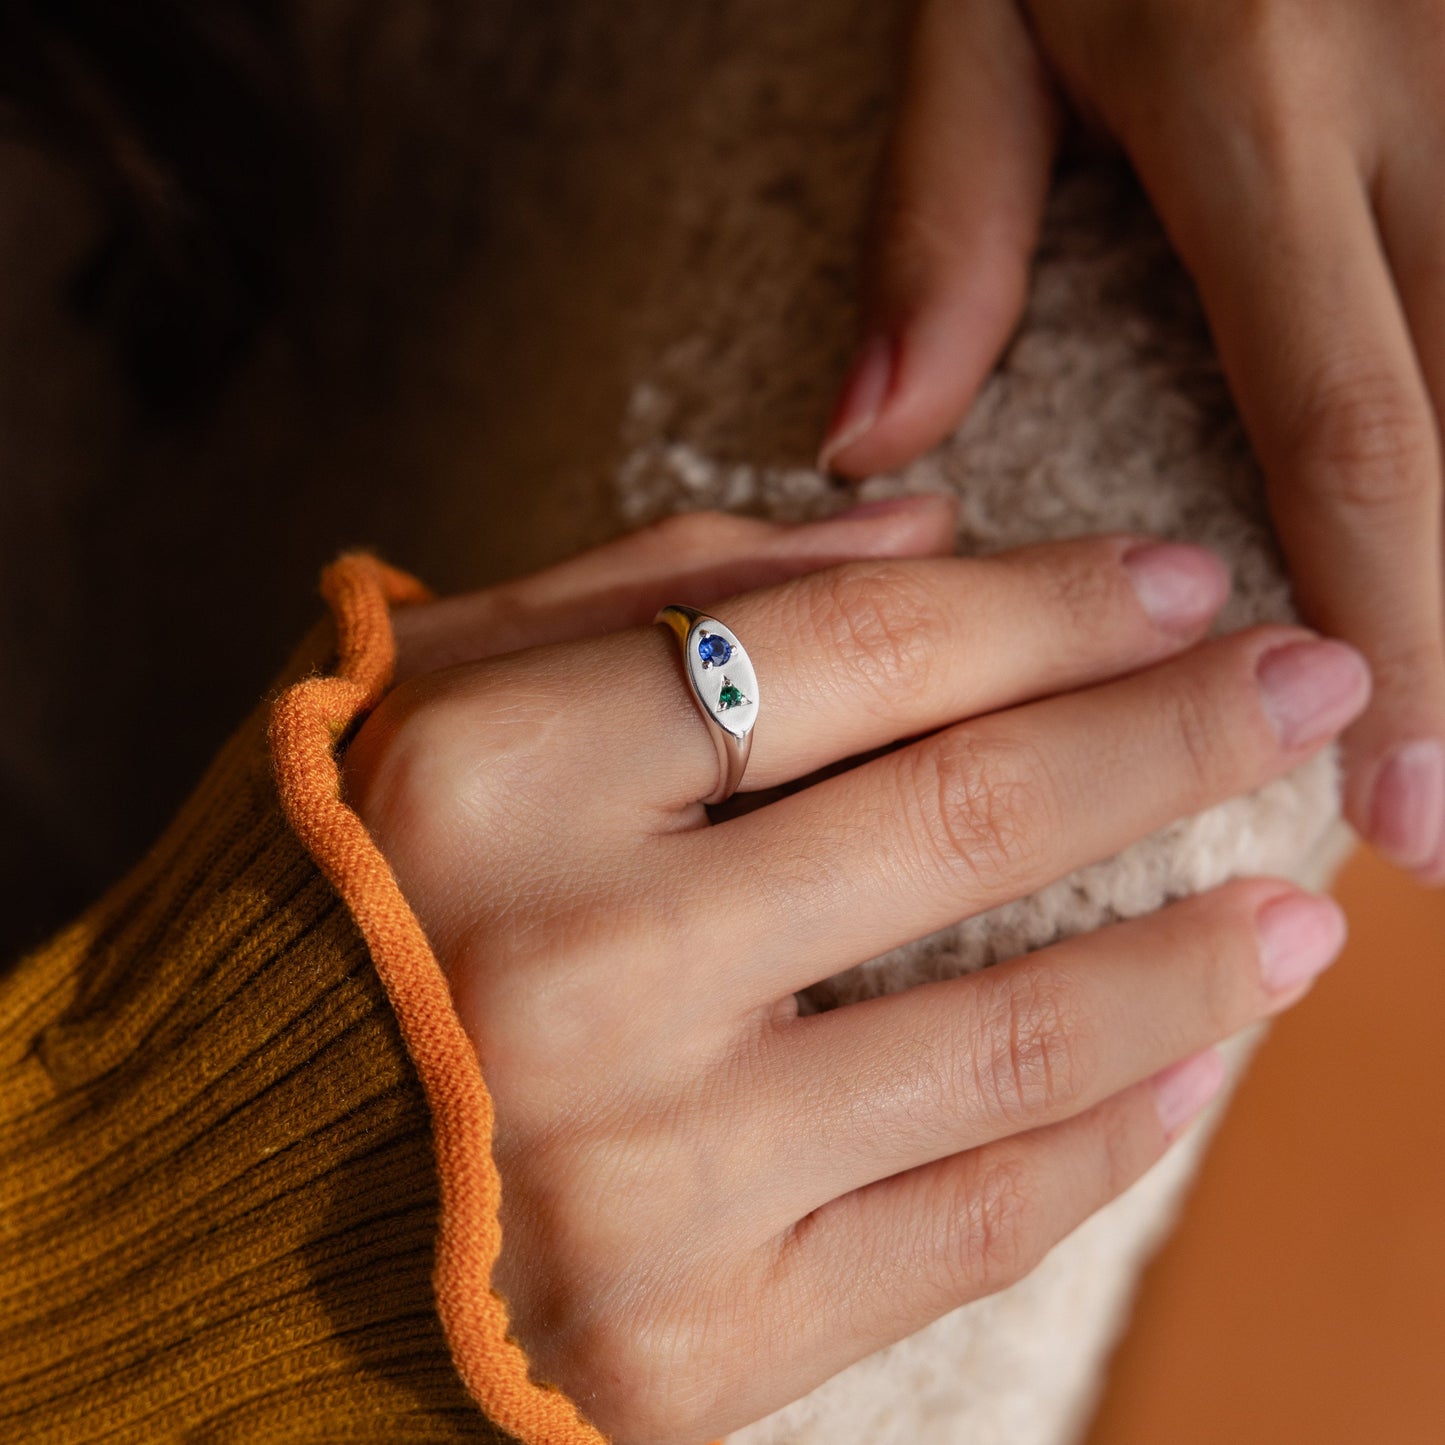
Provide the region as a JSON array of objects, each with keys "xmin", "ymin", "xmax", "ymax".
[{"xmin": 654, "ymin": 605, "xmax": 759, "ymax": 804}]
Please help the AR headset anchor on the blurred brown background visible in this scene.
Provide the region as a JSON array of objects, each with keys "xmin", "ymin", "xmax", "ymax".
[{"xmin": 1087, "ymin": 845, "xmax": 1445, "ymax": 1445}]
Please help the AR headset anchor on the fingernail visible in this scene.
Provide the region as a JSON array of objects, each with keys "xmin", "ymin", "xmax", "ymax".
[
  {"xmin": 1255, "ymin": 891, "xmax": 1347, "ymax": 996},
  {"xmin": 1121, "ymin": 541, "xmax": 1231, "ymax": 633},
  {"xmin": 817, "ymin": 334, "xmax": 894, "ymax": 473},
  {"xmin": 1151, "ymin": 1049, "xmax": 1226, "ymax": 1140},
  {"xmin": 1369, "ymin": 738, "xmax": 1445, "ymax": 872},
  {"xmin": 1256, "ymin": 639, "xmax": 1371, "ymax": 749},
  {"xmin": 823, "ymin": 494, "xmax": 935, "ymax": 523}
]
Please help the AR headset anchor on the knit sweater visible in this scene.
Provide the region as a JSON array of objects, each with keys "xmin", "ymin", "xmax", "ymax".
[{"xmin": 0, "ymin": 556, "xmax": 603, "ymax": 1444}]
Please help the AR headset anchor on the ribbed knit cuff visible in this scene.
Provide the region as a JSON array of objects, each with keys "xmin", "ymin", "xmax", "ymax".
[
  {"xmin": 270, "ymin": 557, "xmax": 608, "ymax": 1445},
  {"xmin": 0, "ymin": 578, "xmax": 497, "ymax": 1441}
]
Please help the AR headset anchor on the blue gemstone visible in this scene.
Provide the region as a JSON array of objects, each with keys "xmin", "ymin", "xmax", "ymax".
[{"xmin": 697, "ymin": 632, "xmax": 732, "ymax": 667}]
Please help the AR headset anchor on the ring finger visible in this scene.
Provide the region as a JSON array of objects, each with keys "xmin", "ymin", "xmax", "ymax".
[{"xmin": 448, "ymin": 532, "xmax": 1232, "ymax": 819}]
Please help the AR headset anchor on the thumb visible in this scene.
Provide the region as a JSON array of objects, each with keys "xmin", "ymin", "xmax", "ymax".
[{"xmin": 820, "ymin": 0, "xmax": 1060, "ymax": 478}]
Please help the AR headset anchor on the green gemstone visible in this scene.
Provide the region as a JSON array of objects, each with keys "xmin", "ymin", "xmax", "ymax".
[{"xmin": 717, "ymin": 684, "xmax": 745, "ymax": 710}]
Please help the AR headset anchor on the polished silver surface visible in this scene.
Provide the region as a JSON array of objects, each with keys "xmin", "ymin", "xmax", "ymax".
[{"xmin": 655, "ymin": 604, "xmax": 759, "ymax": 804}]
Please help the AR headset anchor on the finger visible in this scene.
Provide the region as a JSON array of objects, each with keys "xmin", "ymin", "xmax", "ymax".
[
  {"xmin": 817, "ymin": 0, "xmax": 1060, "ymax": 477},
  {"xmin": 410, "ymin": 532, "xmax": 1231, "ymax": 817},
  {"xmin": 690, "ymin": 624, "xmax": 1368, "ymax": 1004},
  {"xmin": 766, "ymin": 1050, "xmax": 1223, "ymax": 1378},
  {"xmin": 1372, "ymin": 161, "xmax": 1445, "ymax": 880},
  {"xmin": 648, "ymin": 533, "xmax": 1231, "ymax": 807},
  {"xmin": 753, "ymin": 879, "xmax": 1341, "ymax": 1218},
  {"xmin": 1137, "ymin": 138, "xmax": 1445, "ymax": 881},
  {"xmin": 391, "ymin": 494, "xmax": 958, "ymax": 683}
]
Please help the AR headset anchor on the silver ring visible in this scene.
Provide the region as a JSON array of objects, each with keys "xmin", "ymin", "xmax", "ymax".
[{"xmin": 654, "ymin": 605, "xmax": 759, "ymax": 804}]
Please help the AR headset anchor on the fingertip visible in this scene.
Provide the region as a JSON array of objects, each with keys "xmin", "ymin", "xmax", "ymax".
[
  {"xmin": 1119, "ymin": 539, "xmax": 1233, "ymax": 635},
  {"xmin": 1353, "ymin": 736, "xmax": 1445, "ymax": 881},
  {"xmin": 819, "ymin": 297, "xmax": 1024, "ymax": 478},
  {"xmin": 823, "ymin": 0, "xmax": 1055, "ymax": 478},
  {"xmin": 1150, "ymin": 1048, "xmax": 1226, "ymax": 1143},
  {"xmin": 1255, "ymin": 636, "xmax": 1373, "ymax": 751},
  {"xmin": 817, "ymin": 334, "xmax": 895, "ymax": 476}
]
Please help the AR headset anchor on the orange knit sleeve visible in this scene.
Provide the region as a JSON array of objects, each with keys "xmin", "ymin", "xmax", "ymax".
[
  {"xmin": 0, "ymin": 555, "xmax": 611, "ymax": 1443},
  {"xmin": 270, "ymin": 555, "xmax": 609, "ymax": 1445}
]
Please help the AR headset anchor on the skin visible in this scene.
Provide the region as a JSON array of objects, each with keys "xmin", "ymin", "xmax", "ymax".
[
  {"xmin": 818, "ymin": 0, "xmax": 1445, "ymax": 885},
  {"xmin": 342, "ymin": 497, "xmax": 1368, "ymax": 1443}
]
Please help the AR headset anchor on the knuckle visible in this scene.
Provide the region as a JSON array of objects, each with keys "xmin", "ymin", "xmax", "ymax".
[
  {"xmin": 644, "ymin": 509, "xmax": 751, "ymax": 557},
  {"xmin": 944, "ymin": 1154, "xmax": 1041, "ymax": 1297},
  {"xmin": 909, "ymin": 730, "xmax": 1056, "ymax": 893},
  {"xmin": 1213, "ymin": 1, "xmax": 1311, "ymax": 100},
  {"xmin": 653, "ymin": 509, "xmax": 724, "ymax": 546},
  {"xmin": 879, "ymin": 200, "xmax": 1031, "ymax": 315},
  {"xmin": 1104, "ymin": 3, "xmax": 1306, "ymax": 160},
  {"xmin": 1038, "ymin": 542, "xmax": 1129, "ymax": 636},
  {"xmin": 879, "ymin": 200, "xmax": 962, "ymax": 277},
  {"xmin": 1190, "ymin": 880, "xmax": 1272, "ymax": 1027},
  {"xmin": 806, "ymin": 562, "xmax": 941, "ymax": 715},
  {"xmin": 1210, "ymin": 0, "xmax": 1285, "ymax": 52},
  {"xmin": 1287, "ymin": 368, "xmax": 1437, "ymax": 515},
  {"xmin": 1095, "ymin": 1092, "xmax": 1151, "ymax": 1201},
  {"xmin": 341, "ymin": 684, "xmax": 461, "ymax": 837},
  {"xmin": 345, "ymin": 664, "xmax": 571, "ymax": 866},
  {"xmin": 1195, "ymin": 2, "xmax": 1313, "ymax": 101},
  {"xmin": 1162, "ymin": 672, "xmax": 1226, "ymax": 801},
  {"xmin": 979, "ymin": 971, "xmax": 1090, "ymax": 1127},
  {"xmin": 1358, "ymin": 632, "xmax": 1445, "ymax": 699}
]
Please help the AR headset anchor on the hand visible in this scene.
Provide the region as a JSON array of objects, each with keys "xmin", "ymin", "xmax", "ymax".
[
  {"xmin": 818, "ymin": 0, "xmax": 1445, "ymax": 883},
  {"xmin": 342, "ymin": 499, "xmax": 1365, "ymax": 1444}
]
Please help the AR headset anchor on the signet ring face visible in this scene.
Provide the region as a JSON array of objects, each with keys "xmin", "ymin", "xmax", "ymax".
[{"xmin": 654, "ymin": 605, "xmax": 758, "ymax": 805}]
